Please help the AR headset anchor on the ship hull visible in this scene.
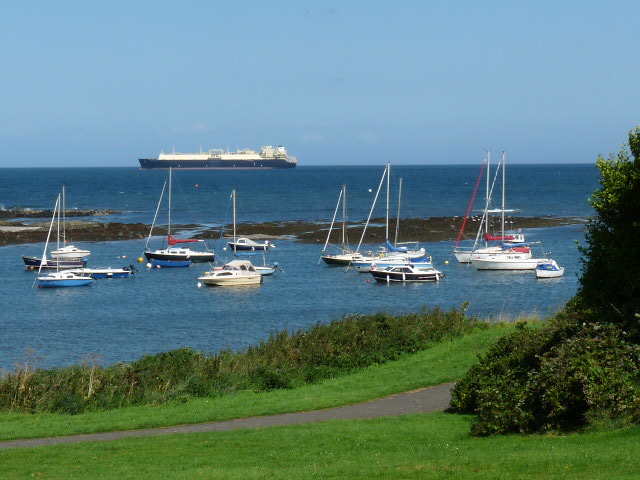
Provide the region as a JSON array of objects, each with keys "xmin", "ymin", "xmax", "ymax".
[{"xmin": 139, "ymin": 158, "xmax": 296, "ymax": 170}]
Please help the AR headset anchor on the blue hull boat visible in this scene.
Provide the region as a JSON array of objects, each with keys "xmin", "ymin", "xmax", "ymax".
[
  {"xmin": 150, "ymin": 258, "xmax": 191, "ymax": 268},
  {"xmin": 37, "ymin": 272, "xmax": 94, "ymax": 288}
]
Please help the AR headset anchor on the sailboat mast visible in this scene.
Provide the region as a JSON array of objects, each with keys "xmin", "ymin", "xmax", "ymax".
[
  {"xmin": 61, "ymin": 185, "xmax": 66, "ymax": 245},
  {"xmin": 501, "ymin": 152, "xmax": 506, "ymax": 247},
  {"xmin": 385, "ymin": 162, "xmax": 390, "ymax": 242},
  {"xmin": 56, "ymin": 192, "xmax": 61, "ymax": 253},
  {"xmin": 341, "ymin": 184, "xmax": 347, "ymax": 247},
  {"xmin": 484, "ymin": 151, "xmax": 491, "ymax": 246},
  {"xmin": 395, "ymin": 178, "xmax": 402, "ymax": 247},
  {"xmin": 167, "ymin": 168, "xmax": 172, "ymax": 239},
  {"xmin": 232, "ymin": 189, "xmax": 236, "ymax": 252}
]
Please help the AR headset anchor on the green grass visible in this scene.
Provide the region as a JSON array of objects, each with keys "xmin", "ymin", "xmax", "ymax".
[
  {"xmin": 1, "ymin": 413, "xmax": 639, "ymax": 479},
  {"xmin": 0, "ymin": 323, "xmax": 514, "ymax": 441}
]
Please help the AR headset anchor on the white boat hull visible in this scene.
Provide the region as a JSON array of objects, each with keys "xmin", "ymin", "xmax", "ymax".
[
  {"xmin": 471, "ymin": 254, "xmax": 546, "ymax": 270},
  {"xmin": 199, "ymin": 275, "xmax": 262, "ymax": 286},
  {"xmin": 50, "ymin": 245, "xmax": 91, "ymax": 259}
]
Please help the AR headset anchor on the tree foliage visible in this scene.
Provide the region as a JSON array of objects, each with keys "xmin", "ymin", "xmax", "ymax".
[{"xmin": 576, "ymin": 126, "xmax": 640, "ymax": 334}]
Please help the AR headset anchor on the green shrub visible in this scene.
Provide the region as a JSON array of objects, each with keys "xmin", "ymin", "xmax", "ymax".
[
  {"xmin": 0, "ymin": 306, "xmax": 479, "ymax": 414},
  {"xmin": 450, "ymin": 318, "xmax": 640, "ymax": 435}
]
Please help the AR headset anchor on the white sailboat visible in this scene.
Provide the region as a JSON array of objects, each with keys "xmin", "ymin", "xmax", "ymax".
[
  {"xmin": 144, "ymin": 168, "xmax": 215, "ymax": 265},
  {"xmin": 471, "ymin": 152, "xmax": 541, "ymax": 271},
  {"xmin": 49, "ymin": 185, "xmax": 91, "ymax": 260},
  {"xmin": 35, "ymin": 194, "xmax": 94, "ymax": 288},
  {"xmin": 454, "ymin": 152, "xmax": 530, "ymax": 263},
  {"xmin": 227, "ymin": 189, "xmax": 275, "ymax": 253}
]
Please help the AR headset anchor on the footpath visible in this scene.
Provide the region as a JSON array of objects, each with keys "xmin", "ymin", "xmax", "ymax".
[{"xmin": 0, "ymin": 382, "xmax": 455, "ymax": 450}]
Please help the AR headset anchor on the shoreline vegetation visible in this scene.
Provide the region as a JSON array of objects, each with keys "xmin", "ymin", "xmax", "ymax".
[
  {"xmin": 0, "ymin": 307, "xmax": 479, "ymax": 416},
  {"xmin": 0, "ymin": 211, "xmax": 583, "ymax": 246}
]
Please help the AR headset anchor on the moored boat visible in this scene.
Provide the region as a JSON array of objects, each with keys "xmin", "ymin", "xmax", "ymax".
[
  {"xmin": 37, "ymin": 271, "xmax": 94, "ymax": 288},
  {"xmin": 228, "ymin": 237, "xmax": 275, "ymax": 252},
  {"xmin": 536, "ymin": 259, "xmax": 564, "ymax": 278},
  {"xmin": 471, "ymin": 253, "xmax": 546, "ymax": 270},
  {"xmin": 143, "ymin": 168, "xmax": 215, "ymax": 264},
  {"xmin": 370, "ymin": 264, "xmax": 445, "ymax": 283},
  {"xmin": 198, "ymin": 259, "xmax": 262, "ymax": 286},
  {"xmin": 67, "ymin": 267, "xmax": 134, "ymax": 279},
  {"xmin": 23, "ymin": 255, "xmax": 87, "ymax": 270}
]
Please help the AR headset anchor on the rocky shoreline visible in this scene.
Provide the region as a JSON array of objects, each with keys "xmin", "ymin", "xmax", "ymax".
[{"xmin": 0, "ymin": 216, "xmax": 584, "ymax": 246}]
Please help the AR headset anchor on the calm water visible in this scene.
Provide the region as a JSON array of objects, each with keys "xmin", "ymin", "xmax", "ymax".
[{"xmin": 0, "ymin": 165, "xmax": 599, "ymax": 371}]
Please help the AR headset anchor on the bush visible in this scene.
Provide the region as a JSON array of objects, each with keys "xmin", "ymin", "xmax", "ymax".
[
  {"xmin": 0, "ymin": 306, "xmax": 479, "ymax": 414},
  {"xmin": 450, "ymin": 316, "xmax": 640, "ymax": 435}
]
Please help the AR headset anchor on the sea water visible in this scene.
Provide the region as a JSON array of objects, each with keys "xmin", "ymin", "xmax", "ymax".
[{"xmin": 0, "ymin": 164, "xmax": 599, "ymax": 371}]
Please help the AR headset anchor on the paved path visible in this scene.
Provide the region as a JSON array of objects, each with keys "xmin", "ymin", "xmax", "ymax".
[{"xmin": 0, "ymin": 382, "xmax": 455, "ymax": 450}]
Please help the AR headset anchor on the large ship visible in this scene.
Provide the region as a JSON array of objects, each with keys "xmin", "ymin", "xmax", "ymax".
[{"xmin": 139, "ymin": 145, "xmax": 297, "ymax": 170}]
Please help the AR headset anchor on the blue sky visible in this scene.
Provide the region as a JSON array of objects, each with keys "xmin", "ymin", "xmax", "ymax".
[{"xmin": 1, "ymin": 1, "xmax": 638, "ymax": 167}]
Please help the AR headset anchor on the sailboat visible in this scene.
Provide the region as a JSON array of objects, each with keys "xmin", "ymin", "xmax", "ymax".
[
  {"xmin": 320, "ymin": 185, "xmax": 365, "ymax": 266},
  {"xmin": 226, "ymin": 189, "xmax": 275, "ymax": 252},
  {"xmin": 143, "ymin": 168, "xmax": 215, "ymax": 265},
  {"xmin": 49, "ymin": 185, "xmax": 91, "ymax": 260},
  {"xmin": 221, "ymin": 189, "xmax": 278, "ymax": 274},
  {"xmin": 471, "ymin": 153, "xmax": 543, "ymax": 270},
  {"xmin": 349, "ymin": 163, "xmax": 427, "ymax": 272},
  {"xmin": 454, "ymin": 152, "xmax": 530, "ymax": 263},
  {"xmin": 35, "ymin": 194, "xmax": 94, "ymax": 288}
]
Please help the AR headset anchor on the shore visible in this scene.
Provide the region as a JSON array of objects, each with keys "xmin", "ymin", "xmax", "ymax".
[{"xmin": 0, "ymin": 215, "xmax": 584, "ymax": 246}]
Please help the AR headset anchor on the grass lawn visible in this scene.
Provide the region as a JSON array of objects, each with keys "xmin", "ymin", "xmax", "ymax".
[{"xmin": 1, "ymin": 412, "xmax": 638, "ymax": 479}]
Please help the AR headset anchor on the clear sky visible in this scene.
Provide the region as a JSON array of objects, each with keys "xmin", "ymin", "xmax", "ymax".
[{"xmin": 1, "ymin": 1, "xmax": 638, "ymax": 167}]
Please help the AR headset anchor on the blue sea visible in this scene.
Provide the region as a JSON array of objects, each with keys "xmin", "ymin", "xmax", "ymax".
[{"xmin": 0, "ymin": 164, "xmax": 599, "ymax": 371}]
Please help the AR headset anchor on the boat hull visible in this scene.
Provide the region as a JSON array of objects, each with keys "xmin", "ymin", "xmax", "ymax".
[
  {"xmin": 536, "ymin": 261, "xmax": 565, "ymax": 278},
  {"xmin": 199, "ymin": 276, "xmax": 262, "ymax": 286},
  {"xmin": 68, "ymin": 268, "xmax": 132, "ymax": 279},
  {"xmin": 37, "ymin": 273, "xmax": 94, "ymax": 288},
  {"xmin": 471, "ymin": 255, "xmax": 544, "ymax": 270},
  {"xmin": 370, "ymin": 270, "xmax": 444, "ymax": 283},
  {"xmin": 23, "ymin": 255, "xmax": 87, "ymax": 270},
  {"xmin": 144, "ymin": 250, "xmax": 214, "ymax": 263},
  {"xmin": 150, "ymin": 258, "xmax": 192, "ymax": 268},
  {"xmin": 228, "ymin": 242, "xmax": 270, "ymax": 252},
  {"xmin": 321, "ymin": 253, "xmax": 362, "ymax": 266}
]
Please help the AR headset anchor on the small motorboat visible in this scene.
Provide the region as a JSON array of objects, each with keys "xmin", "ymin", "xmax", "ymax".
[
  {"xmin": 352, "ymin": 254, "xmax": 432, "ymax": 273},
  {"xmin": 67, "ymin": 266, "xmax": 135, "ymax": 279},
  {"xmin": 49, "ymin": 244, "xmax": 91, "ymax": 260},
  {"xmin": 369, "ymin": 264, "xmax": 445, "ymax": 283},
  {"xmin": 198, "ymin": 259, "xmax": 262, "ymax": 286},
  {"xmin": 228, "ymin": 237, "xmax": 275, "ymax": 252},
  {"xmin": 36, "ymin": 271, "xmax": 94, "ymax": 288},
  {"xmin": 254, "ymin": 262, "xmax": 283, "ymax": 276},
  {"xmin": 536, "ymin": 259, "xmax": 564, "ymax": 278}
]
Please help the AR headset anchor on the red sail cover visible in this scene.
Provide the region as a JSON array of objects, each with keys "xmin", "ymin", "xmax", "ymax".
[
  {"xmin": 485, "ymin": 233, "xmax": 516, "ymax": 241},
  {"xmin": 168, "ymin": 234, "xmax": 199, "ymax": 246}
]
